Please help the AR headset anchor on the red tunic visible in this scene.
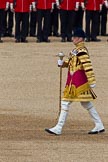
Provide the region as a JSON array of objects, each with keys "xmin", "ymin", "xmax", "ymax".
[
  {"xmin": 60, "ymin": 0, "xmax": 80, "ymax": 10},
  {"xmin": 10, "ymin": 0, "xmax": 34, "ymax": 12},
  {"xmin": 85, "ymin": 0, "xmax": 103, "ymax": 10},
  {"xmin": 0, "ymin": 0, "xmax": 7, "ymax": 9},
  {"xmin": 36, "ymin": 0, "xmax": 53, "ymax": 9}
]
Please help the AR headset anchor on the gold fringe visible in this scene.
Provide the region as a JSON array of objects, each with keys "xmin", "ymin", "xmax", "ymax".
[
  {"xmin": 63, "ymin": 83, "xmax": 90, "ymax": 98},
  {"xmin": 62, "ymin": 84, "xmax": 97, "ymax": 102},
  {"xmin": 62, "ymin": 97, "xmax": 95, "ymax": 102}
]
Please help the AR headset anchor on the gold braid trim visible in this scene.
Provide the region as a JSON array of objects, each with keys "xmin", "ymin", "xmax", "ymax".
[
  {"xmin": 62, "ymin": 98, "xmax": 95, "ymax": 102},
  {"xmin": 64, "ymin": 82, "xmax": 90, "ymax": 98},
  {"xmin": 75, "ymin": 83, "xmax": 90, "ymax": 96}
]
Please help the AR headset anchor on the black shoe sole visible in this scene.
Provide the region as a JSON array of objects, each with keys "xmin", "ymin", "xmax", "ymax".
[
  {"xmin": 21, "ymin": 39, "xmax": 28, "ymax": 43},
  {"xmin": 88, "ymin": 129, "xmax": 105, "ymax": 134},
  {"xmin": 43, "ymin": 40, "xmax": 50, "ymax": 42},
  {"xmin": 45, "ymin": 128, "xmax": 57, "ymax": 135},
  {"xmin": 61, "ymin": 39, "xmax": 66, "ymax": 42},
  {"xmin": 85, "ymin": 40, "xmax": 90, "ymax": 42},
  {"xmin": 67, "ymin": 39, "xmax": 72, "ymax": 42},
  {"xmin": 15, "ymin": 40, "xmax": 20, "ymax": 43},
  {"xmin": 21, "ymin": 40, "xmax": 28, "ymax": 43},
  {"xmin": 91, "ymin": 39, "xmax": 101, "ymax": 42},
  {"xmin": 36, "ymin": 39, "xmax": 42, "ymax": 43}
]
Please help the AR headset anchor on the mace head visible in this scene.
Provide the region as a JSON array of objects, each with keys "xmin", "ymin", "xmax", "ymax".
[{"xmin": 57, "ymin": 52, "xmax": 65, "ymax": 60}]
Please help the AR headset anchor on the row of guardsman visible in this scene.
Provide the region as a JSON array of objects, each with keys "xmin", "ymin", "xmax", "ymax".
[{"xmin": 0, "ymin": 0, "xmax": 108, "ymax": 43}]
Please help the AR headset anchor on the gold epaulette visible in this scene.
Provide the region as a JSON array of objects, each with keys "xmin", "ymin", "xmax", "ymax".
[
  {"xmin": 77, "ymin": 47, "xmax": 88, "ymax": 54},
  {"xmin": 70, "ymin": 47, "xmax": 88, "ymax": 57},
  {"xmin": 75, "ymin": 42, "xmax": 88, "ymax": 55}
]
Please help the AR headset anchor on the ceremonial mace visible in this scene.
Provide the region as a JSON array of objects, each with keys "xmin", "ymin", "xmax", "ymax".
[{"xmin": 57, "ymin": 52, "xmax": 65, "ymax": 116}]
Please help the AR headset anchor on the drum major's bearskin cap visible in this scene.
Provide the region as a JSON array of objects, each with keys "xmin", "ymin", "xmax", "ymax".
[{"xmin": 72, "ymin": 28, "xmax": 86, "ymax": 38}]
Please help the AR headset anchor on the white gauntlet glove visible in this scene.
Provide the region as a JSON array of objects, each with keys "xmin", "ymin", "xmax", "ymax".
[
  {"xmin": 57, "ymin": 59, "xmax": 64, "ymax": 66},
  {"xmin": 6, "ymin": 2, "xmax": 9, "ymax": 10},
  {"xmin": 100, "ymin": 4, "xmax": 102, "ymax": 11},
  {"xmin": 104, "ymin": 0, "xmax": 108, "ymax": 8},
  {"xmin": 52, "ymin": 3, "xmax": 54, "ymax": 10},
  {"xmin": 32, "ymin": 2, "xmax": 36, "ymax": 9},
  {"xmin": 75, "ymin": 2, "xmax": 79, "ymax": 10},
  {"xmin": 90, "ymin": 84, "xmax": 96, "ymax": 88},
  {"xmin": 10, "ymin": 3, "xmax": 13, "ymax": 10},
  {"xmin": 29, "ymin": 4, "xmax": 32, "ymax": 11},
  {"xmin": 81, "ymin": 2, "xmax": 85, "ymax": 10}
]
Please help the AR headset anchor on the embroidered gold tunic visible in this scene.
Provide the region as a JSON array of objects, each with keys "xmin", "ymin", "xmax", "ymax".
[{"xmin": 62, "ymin": 42, "xmax": 97, "ymax": 102}]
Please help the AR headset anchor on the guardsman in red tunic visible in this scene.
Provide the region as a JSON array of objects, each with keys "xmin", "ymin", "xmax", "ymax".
[
  {"xmin": 29, "ymin": 0, "xmax": 37, "ymax": 37},
  {"xmin": 0, "ymin": 0, "xmax": 9, "ymax": 42},
  {"xmin": 99, "ymin": 0, "xmax": 108, "ymax": 36},
  {"xmin": 10, "ymin": 0, "xmax": 35, "ymax": 42},
  {"xmin": 74, "ymin": 0, "xmax": 85, "ymax": 29},
  {"xmin": 58, "ymin": 0, "xmax": 80, "ymax": 42},
  {"xmin": 49, "ymin": 0, "xmax": 60, "ymax": 37},
  {"xmin": 85, "ymin": 0, "xmax": 103, "ymax": 42},
  {"xmin": 35, "ymin": 0, "xmax": 54, "ymax": 42},
  {"xmin": 3, "ymin": 0, "xmax": 14, "ymax": 37}
]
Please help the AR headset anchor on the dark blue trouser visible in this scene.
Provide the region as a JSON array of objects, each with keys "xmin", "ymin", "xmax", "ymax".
[{"xmin": 15, "ymin": 12, "xmax": 29, "ymax": 40}]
